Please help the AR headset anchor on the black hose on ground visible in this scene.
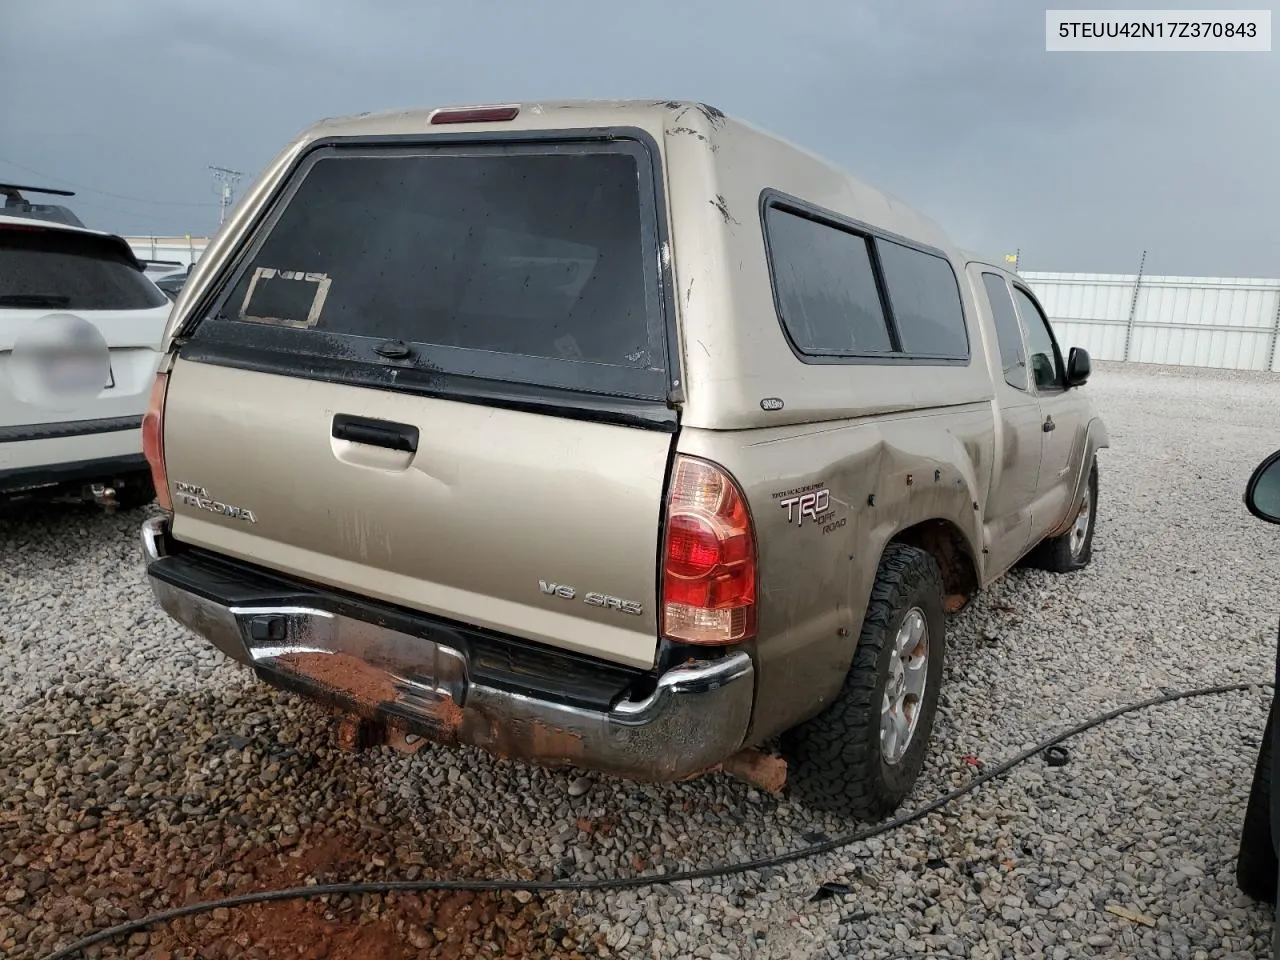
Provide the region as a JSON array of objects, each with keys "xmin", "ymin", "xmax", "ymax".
[{"xmin": 42, "ymin": 680, "xmax": 1272, "ymax": 960}]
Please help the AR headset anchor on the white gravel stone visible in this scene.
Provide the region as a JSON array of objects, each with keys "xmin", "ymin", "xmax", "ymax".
[{"xmin": 3, "ymin": 361, "xmax": 1280, "ymax": 959}]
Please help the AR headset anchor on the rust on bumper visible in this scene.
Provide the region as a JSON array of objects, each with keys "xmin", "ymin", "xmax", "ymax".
[{"xmin": 142, "ymin": 517, "xmax": 754, "ymax": 782}]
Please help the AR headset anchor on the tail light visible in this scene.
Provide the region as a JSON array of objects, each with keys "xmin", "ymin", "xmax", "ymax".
[
  {"xmin": 141, "ymin": 369, "xmax": 171, "ymax": 511},
  {"xmin": 661, "ymin": 455, "xmax": 757, "ymax": 645}
]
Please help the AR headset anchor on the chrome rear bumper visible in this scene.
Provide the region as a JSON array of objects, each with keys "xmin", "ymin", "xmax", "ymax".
[{"xmin": 141, "ymin": 516, "xmax": 754, "ymax": 781}]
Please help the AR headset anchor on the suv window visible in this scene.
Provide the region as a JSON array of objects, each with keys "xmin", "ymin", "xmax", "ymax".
[
  {"xmin": 876, "ymin": 239, "xmax": 968, "ymax": 359},
  {"xmin": 764, "ymin": 207, "xmax": 892, "ymax": 355},
  {"xmin": 0, "ymin": 226, "xmax": 168, "ymax": 311},
  {"xmin": 1011, "ymin": 286, "xmax": 1063, "ymax": 392},
  {"xmin": 980, "ymin": 272, "xmax": 1028, "ymax": 390},
  {"xmin": 198, "ymin": 140, "xmax": 669, "ymax": 400}
]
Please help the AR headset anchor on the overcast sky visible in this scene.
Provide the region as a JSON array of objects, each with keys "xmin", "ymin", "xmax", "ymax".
[{"xmin": 2, "ymin": 0, "xmax": 1275, "ymax": 276}]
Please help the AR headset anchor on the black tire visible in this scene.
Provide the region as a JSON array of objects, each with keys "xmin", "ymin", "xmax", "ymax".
[
  {"xmin": 1024, "ymin": 457, "xmax": 1098, "ymax": 573},
  {"xmin": 112, "ymin": 472, "xmax": 156, "ymax": 512},
  {"xmin": 781, "ymin": 543, "xmax": 946, "ymax": 818},
  {"xmin": 1238, "ymin": 704, "xmax": 1278, "ymax": 903}
]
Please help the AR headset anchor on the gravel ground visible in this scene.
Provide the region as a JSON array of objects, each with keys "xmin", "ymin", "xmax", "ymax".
[{"xmin": 3, "ymin": 360, "xmax": 1280, "ymax": 959}]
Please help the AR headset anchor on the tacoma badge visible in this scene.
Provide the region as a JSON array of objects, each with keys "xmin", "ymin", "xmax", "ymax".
[{"xmin": 172, "ymin": 481, "xmax": 257, "ymax": 523}]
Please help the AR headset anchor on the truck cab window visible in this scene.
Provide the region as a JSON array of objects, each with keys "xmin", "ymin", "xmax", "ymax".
[{"xmin": 1011, "ymin": 286, "xmax": 1063, "ymax": 392}]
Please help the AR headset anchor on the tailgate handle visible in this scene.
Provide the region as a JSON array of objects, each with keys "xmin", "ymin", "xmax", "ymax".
[{"xmin": 331, "ymin": 414, "xmax": 419, "ymax": 453}]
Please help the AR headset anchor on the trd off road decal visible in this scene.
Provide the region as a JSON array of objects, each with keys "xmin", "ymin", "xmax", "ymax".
[{"xmin": 773, "ymin": 483, "xmax": 845, "ymax": 535}]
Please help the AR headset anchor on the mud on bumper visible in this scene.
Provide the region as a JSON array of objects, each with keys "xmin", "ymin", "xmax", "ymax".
[{"xmin": 141, "ymin": 516, "xmax": 754, "ymax": 781}]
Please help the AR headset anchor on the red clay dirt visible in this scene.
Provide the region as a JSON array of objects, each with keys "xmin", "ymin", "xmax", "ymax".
[
  {"xmin": 1, "ymin": 687, "xmax": 604, "ymax": 960},
  {"xmin": 142, "ymin": 823, "xmax": 590, "ymax": 959},
  {"xmin": 278, "ymin": 652, "xmax": 400, "ymax": 711},
  {"xmin": 719, "ymin": 749, "xmax": 788, "ymax": 795}
]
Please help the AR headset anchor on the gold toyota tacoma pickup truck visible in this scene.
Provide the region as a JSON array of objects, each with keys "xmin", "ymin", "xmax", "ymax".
[{"xmin": 138, "ymin": 100, "xmax": 1107, "ymax": 816}]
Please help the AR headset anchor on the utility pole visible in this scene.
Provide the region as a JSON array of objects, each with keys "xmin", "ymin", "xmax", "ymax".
[{"xmin": 208, "ymin": 166, "xmax": 243, "ymax": 226}]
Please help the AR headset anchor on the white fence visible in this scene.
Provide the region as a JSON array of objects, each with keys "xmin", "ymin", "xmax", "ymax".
[
  {"xmin": 125, "ymin": 236, "xmax": 210, "ymax": 269},
  {"xmin": 1022, "ymin": 271, "xmax": 1280, "ymax": 373}
]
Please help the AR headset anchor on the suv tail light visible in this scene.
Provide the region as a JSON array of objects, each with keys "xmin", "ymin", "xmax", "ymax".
[
  {"xmin": 141, "ymin": 369, "xmax": 171, "ymax": 511},
  {"xmin": 661, "ymin": 455, "xmax": 757, "ymax": 645}
]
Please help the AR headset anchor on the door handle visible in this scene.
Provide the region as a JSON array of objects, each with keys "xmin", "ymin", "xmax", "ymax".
[
  {"xmin": 1043, "ymin": 416, "xmax": 1056, "ymax": 433},
  {"xmin": 331, "ymin": 414, "xmax": 419, "ymax": 453}
]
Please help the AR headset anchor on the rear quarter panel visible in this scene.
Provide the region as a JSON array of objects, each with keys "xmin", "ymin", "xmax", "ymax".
[
  {"xmin": 664, "ymin": 111, "xmax": 1003, "ymax": 742},
  {"xmin": 679, "ymin": 405, "xmax": 993, "ymax": 745}
]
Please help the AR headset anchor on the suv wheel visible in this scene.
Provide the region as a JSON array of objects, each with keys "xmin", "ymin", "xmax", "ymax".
[
  {"xmin": 113, "ymin": 473, "xmax": 156, "ymax": 512},
  {"xmin": 1024, "ymin": 458, "xmax": 1098, "ymax": 573},
  {"xmin": 781, "ymin": 543, "xmax": 946, "ymax": 818}
]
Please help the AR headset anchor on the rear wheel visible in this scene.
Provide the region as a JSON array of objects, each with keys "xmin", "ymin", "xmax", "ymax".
[
  {"xmin": 1025, "ymin": 458, "xmax": 1098, "ymax": 573},
  {"xmin": 1237, "ymin": 704, "xmax": 1278, "ymax": 903},
  {"xmin": 781, "ymin": 544, "xmax": 945, "ymax": 818}
]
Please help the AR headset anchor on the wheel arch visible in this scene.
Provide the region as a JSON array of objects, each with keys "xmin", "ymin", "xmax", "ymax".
[
  {"xmin": 887, "ymin": 517, "xmax": 982, "ymax": 613},
  {"xmin": 1045, "ymin": 415, "xmax": 1106, "ymax": 540}
]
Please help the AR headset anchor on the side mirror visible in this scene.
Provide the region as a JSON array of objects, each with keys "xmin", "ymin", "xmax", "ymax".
[
  {"xmin": 1245, "ymin": 449, "xmax": 1280, "ymax": 525},
  {"xmin": 1066, "ymin": 347, "xmax": 1091, "ymax": 387}
]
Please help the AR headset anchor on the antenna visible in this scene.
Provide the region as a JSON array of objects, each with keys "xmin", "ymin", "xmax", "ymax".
[{"xmin": 208, "ymin": 165, "xmax": 243, "ymax": 226}]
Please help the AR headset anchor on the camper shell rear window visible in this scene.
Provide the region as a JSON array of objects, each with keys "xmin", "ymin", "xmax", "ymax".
[{"xmin": 191, "ymin": 135, "xmax": 673, "ymax": 402}]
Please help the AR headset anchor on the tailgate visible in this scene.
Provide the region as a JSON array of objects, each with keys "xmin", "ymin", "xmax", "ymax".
[
  {"xmin": 165, "ymin": 130, "xmax": 678, "ymax": 669},
  {"xmin": 164, "ymin": 360, "xmax": 672, "ymax": 668}
]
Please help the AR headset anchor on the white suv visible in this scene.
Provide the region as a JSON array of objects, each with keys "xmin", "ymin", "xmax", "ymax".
[{"xmin": 0, "ymin": 214, "xmax": 171, "ymax": 510}]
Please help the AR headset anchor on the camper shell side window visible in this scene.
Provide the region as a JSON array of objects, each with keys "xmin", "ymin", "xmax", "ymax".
[{"xmin": 759, "ymin": 191, "xmax": 970, "ymax": 367}]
